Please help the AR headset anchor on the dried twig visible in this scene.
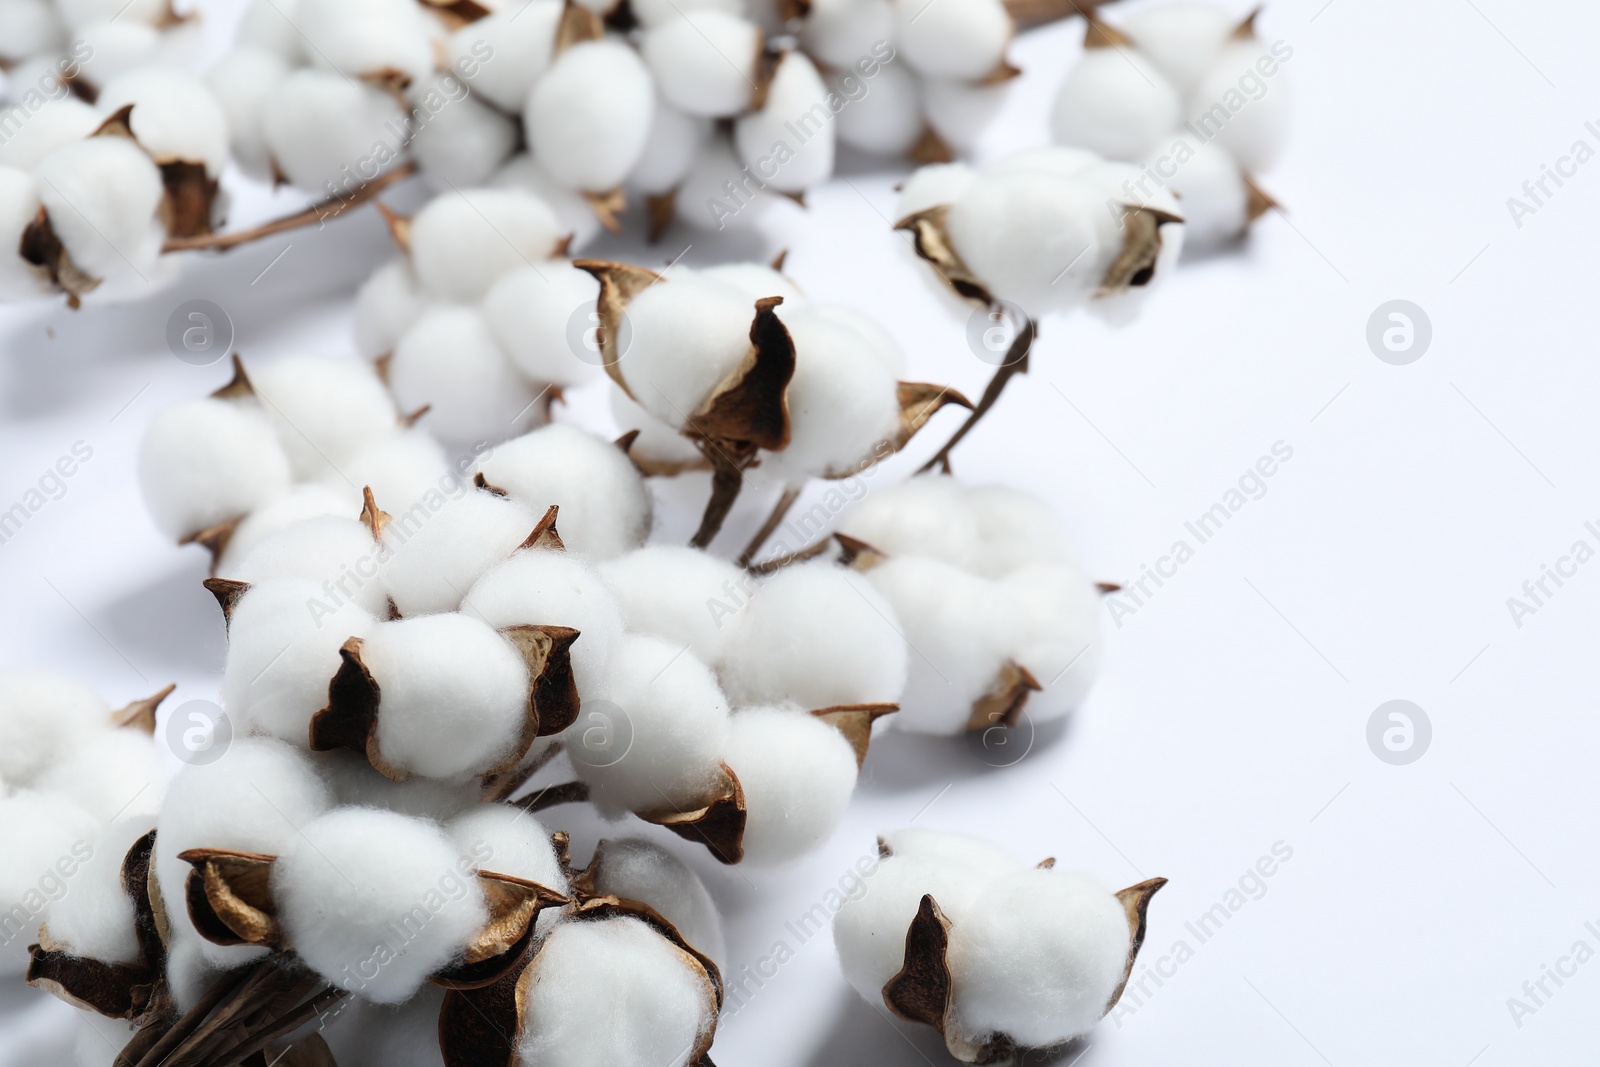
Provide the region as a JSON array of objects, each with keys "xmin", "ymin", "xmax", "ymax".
[{"xmin": 161, "ymin": 163, "xmax": 419, "ymax": 253}]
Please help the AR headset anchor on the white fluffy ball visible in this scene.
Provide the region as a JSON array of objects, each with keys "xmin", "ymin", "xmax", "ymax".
[
  {"xmin": 482, "ymin": 261, "xmax": 604, "ymax": 388},
  {"xmin": 388, "ymin": 303, "xmax": 541, "ymax": 444},
  {"xmin": 137, "ymin": 397, "xmax": 292, "ymax": 541},
  {"xmin": 249, "ymin": 356, "xmax": 400, "ymax": 482},
  {"xmin": 643, "ymin": 12, "xmax": 760, "ymax": 118},
  {"xmin": 598, "ymin": 545, "xmax": 749, "ymax": 666},
  {"xmin": 525, "ymin": 40, "xmax": 654, "ymax": 191},
  {"xmin": 724, "ymin": 708, "xmax": 858, "ymax": 866},
  {"xmin": 379, "ymin": 488, "xmax": 539, "ymax": 616},
  {"xmin": 0, "ymin": 668, "xmax": 109, "ymax": 784},
  {"xmin": 1050, "ymin": 48, "xmax": 1181, "ymax": 162},
  {"xmin": 409, "ymin": 188, "xmax": 563, "ymax": 303}
]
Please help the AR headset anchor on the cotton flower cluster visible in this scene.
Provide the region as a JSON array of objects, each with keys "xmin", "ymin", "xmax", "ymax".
[
  {"xmin": 836, "ymin": 475, "xmax": 1103, "ymax": 736},
  {"xmin": 0, "ymin": 59, "xmax": 230, "ymax": 304},
  {"xmin": 1050, "ymin": 4, "xmax": 1291, "ymax": 247},
  {"xmin": 0, "ymin": 669, "xmax": 170, "ymax": 976},
  {"xmin": 833, "ymin": 828, "xmax": 1164, "ymax": 1062}
]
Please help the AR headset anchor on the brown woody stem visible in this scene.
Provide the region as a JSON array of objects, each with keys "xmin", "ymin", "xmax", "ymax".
[
  {"xmin": 689, "ymin": 441, "xmax": 756, "ymax": 550},
  {"xmin": 161, "ymin": 162, "xmax": 419, "ymax": 253},
  {"xmin": 916, "ymin": 319, "xmax": 1034, "ymax": 474},
  {"xmin": 737, "ymin": 485, "xmax": 800, "ymax": 568}
]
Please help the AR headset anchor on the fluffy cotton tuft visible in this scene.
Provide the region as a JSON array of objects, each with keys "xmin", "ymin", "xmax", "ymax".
[
  {"xmin": 879, "ymin": 827, "xmax": 1027, "ymax": 872},
  {"xmin": 337, "ymin": 430, "xmax": 462, "ymax": 515},
  {"xmin": 734, "ymin": 51, "xmax": 834, "ymax": 193},
  {"xmin": 379, "ymin": 489, "xmax": 539, "ymax": 615},
  {"xmin": 450, "ymin": 805, "xmax": 568, "ymax": 893},
  {"xmin": 219, "ymin": 484, "xmax": 358, "ymax": 573},
  {"xmin": 447, "ymin": 3, "xmax": 562, "ymax": 112},
  {"xmin": 482, "ymin": 261, "xmax": 604, "ymax": 388},
  {"xmin": 205, "ymin": 47, "xmax": 290, "ymax": 180},
  {"xmin": 598, "ymin": 545, "xmax": 748, "ymax": 666},
  {"xmin": 33, "ymin": 136, "xmax": 164, "ymax": 286},
  {"xmin": 0, "ymin": 668, "xmax": 110, "ymax": 784},
  {"xmin": 724, "ymin": 709, "xmax": 858, "ymax": 865},
  {"xmin": 893, "ymin": 0, "xmax": 1010, "ymax": 80},
  {"xmin": 1050, "ymin": 48, "xmax": 1181, "ymax": 162},
  {"xmin": 316, "ymin": 751, "xmax": 481, "ymax": 823},
  {"xmin": 388, "ymin": 303, "xmax": 539, "ymax": 444},
  {"xmin": 41, "ymin": 816, "xmax": 155, "ymax": 965},
  {"xmin": 409, "ymin": 188, "xmax": 563, "ymax": 303},
  {"xmin": 34, "ymin": 728, "xmax": 166, "ymax": 823},
  {"xmin": 138, "ymin": 397, "xmax": 293, "ymax": 541},
  {"xmin": 354, "ymin": 257, "xmax": 425, "ymax": 360},
  {"xmin": 643, "ymin": 12, "xmax": 760, "ymax": 117},
  {"xmin": 586, "ymin": 838, "xmax": 725, "ymax": 969},
  {"xmin": 96, "ymin": 67, "xmax": 231, "ymax": 176},
  {"xmin": 273, "ymin": 807, "xmax": 487, "ymax": 1003},
  {"xmin": 0, "ymin": 791, "xmax": 98, "ymax": 975},
  {"xmin": 629, "ymin": 104, "xmax": 711, "ymax": 195},
  {"xmin": 1119, "ymin": 1, "xmax": 1236, "ymax": 95},
  {"xmin": 261, "ymin": 70, "xmax": 401, "ymax": 190},
  {"xmin": 525, "ymin": 40, "xmax": 654, "ymax": 191},
  {"xmin": 248, "ymin": 356, "xmax": 399, "ymax": 481},
  {"xmin": 622, "ymin": 275, "xmax": 760, "ymax": 428},
  {"xmin": 1187, "ymin": 38, "xmax": 1292, "ymax": 171},
  {"xmin": 222, "ymin": 516, "xmax": 391, "ymax": 619},
  {"xmin": 408, "ymin": 77, "xmax": 519, "ymax": 190}
]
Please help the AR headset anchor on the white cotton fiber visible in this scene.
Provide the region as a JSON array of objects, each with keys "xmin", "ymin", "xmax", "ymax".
[
  {"xmin": 0, "ymin": 668, "xmax": 109, "ymax": 785},
  {"xmin": 574, "ymin": 634, "xmax": 729, "ymax": 816},
  {"xmin": 696, "ymin": 263, "xmax": 802, "ymax": 305},
  {"xmin": 155, "ymin": 738, "xmax": 332, "ymax": 968},
  {"xmin": 33, "ymin": 136, "xmax": 163, "ymax": 286},
  {"xmin": 631, "ymin": 0, "xmax": 741, "ymax": 28},
  {"xmin": 34, "ymin": 728, "xmax": 166, "ymax": 823},
  {"xmin": 0, "ymin": 791, "xmax": 97, "ymax": 976},
  {"xmin": 805, "ymin": 304, "xmax": 906, "ymax": 376},
  {"xmin": 447, "ymin": 3, "xmax": 562, "ymax": 112},
  {"xmin": 474, "ymin": 424, "xmax": 651, "ymax": 560},
  {"xmin": 491, "ymin": 154, "xmax": 604, "ymax": 251},
  {"xmin": 338, "ymin": 430, "xmax": 458, "ymax": 515},
  {"xmin": 43, "ymin": 816, "xmax": 154, "ymax": 966},
  {"xmin": 609, "ymin": 389, "xmax": 706, "ymax": 472},
  {"xmin": 1142, "ymin": 131, "xmax": 1246, "ymax": 248},
  {"xmin": 525, "ymin": 40, "xmax": 654, "ymax": 191},
  {"xmin": 162, "ymin": 927, "xmax": 222, "ymax": 1013},
  {"xmin": 803, "ymin": 0, "xmax": 893, "ymax": 69},
  {"xmin": 734, "ymin": 51, "xmax": 834, "ymax": 193},
  {"xmin": 235, "ymin": 0, "xmax": 304, "ymax": 62},
  {"xmin": 587, "ymin": 837, "xmax": 725, "ymax": 969},
  {"xmin": 643, "ymin": 11, "xmax": 760, "ymax": 118},
  {"xmin": 96, "ymin": 67, "xmax": 231, "ymax": 175},
  {"xmin": 895, "ymin": 161, "xmax": 976, "ymax": 218},
  {"xmin": 220, "ymin": 485, "xmax": 353, "ymax": 573},
  {"xmin": 273, "ymin": 807, "xmax": 487, "ymax": 1003},
  {"xmin": 409, "ymin": 80, "xmax": 519, "ymax": 191},
  {"xmin": 388, "ymin": 303, "xmax": 540, "ymax": 444},
  {"xmin": 864, "ymin": 556, "xmax": 1017, "ymax": 735},
  {"xmin": 462, "ymin": 548, "xmax": 625, "ymax": 700},
  {"xmin": 363, "ymin": 614, "xmax": 531, "ymax": 779},
  {"xmin": 450, "ymin": 805, "xmax": 567, "ymax": 894},
  {"xmin": 878, "ymin": 828, "xmax": 1027, "ymax": 873},
  {"xmin": 836, "ymin": 61, "xmax": 922, "ymax": 156},
  {"xmin": 517, "ymin": 917, "xmax": 714, "ymax": 1067},
  {"xmin": 720, "ymin": 563, "xmax": 908, "ymax": 710},
  {"xmin": 316, "ymin": 751, "xmax": 481, "ymax": 823},
  {"xmin": 56, "ymin": 0, "xmax": 166, "ymax": 28},
  {"xmin": 0, "ymin": 98, "xmax": 100, "ymax": 171},
  {"xmin": 920, "ymin": 76, "xmax": 1009, "ymax": 154},
  {"xmin": 960, "ymin": 482, "xmax": 1069, "ymax": 576},
  {"xmin": 138, "ymin": 397, "xmax": 293, "ymax": 540},
  {"xmin": 1120, "ymin": 1, "xmax": 1236, "ymax": 95},
  {"xmin": 986, "ymin": 146, "xmax": 1102, "ymax": 182},
  {"xmin": 831, "ymin": 853, "xmax": 999, "ymax": 1002},
  {"xmin": 296, "ymin": 0, "xmax": 434, "ymax": 85},
  {"xmin": 409, "ymin": 188, "xmax": 563, "ymax": 303},
  {"xmin": 622, "ymin": 275, "xmax": 757, "ymax": 428},
  {"xmin": 224, "ymin": 517, "xmax": 390, "ymax": 620},
  {"xmin": 598, "ymin": 545, "xmax": 749, "ymax": 666},
  {"xmin": 894, "ymin": 0, "xmax": 1009, "ymax": 80},
  {"xmin": 381, "ymin": 484, "xmax": 535, "ymax": 616},
  {"xmin": 249, "ymin": 356, "xmax": 400, "ymax": 482},
  {"xmin": 1187, "ymin": 39, "xmax": 1292, "ymax": 172},
  {"xmin": 677, "ymin": 137, "xmax": 779, "ymax": 232},
  {"xmin": 1000, "ymin": 565, "xmax": 1102, "ymax": 722},
  {"xmin": 261, "ymin": 70, "xmax": 402, "ymax": 191},
  {"xmin": 946, "ymin": 870, "xmax": 1129, "ymax": 1048},
  {"xmin": 482, "ymin": 261, "xmax": 604, "ymax": 388},
  {"xmin": 356, "ymin": 257, "xmax": 426, "ymax": 360},
  {"xmin": 206, "ymin": 48, "xmax": 291, "ymax": 180},
  {"xmin": 725, "ymin": 708, "xmax": 858, "ymax": 866},
  {"xmin": 1050, "ymin": 48, "xmax": 1180, "ymax": 163},
  {"xmin": 320, "ymin": 984, "xmax": 448, "ymax": 1067},
  {"xmin": 629, "ymin": 104, "xmax": 711, "ymax": 196},
  {"xmin": 0, "ymin": 0, "xmax": 62, "ymax": 62}
]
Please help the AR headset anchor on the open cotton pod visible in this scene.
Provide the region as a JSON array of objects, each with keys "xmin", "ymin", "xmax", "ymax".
[
  {"xmin": 94, "ymin": 68, "xmax": 230, "ymax": 239},
  {"xmin": 571, "ymin": 837, "xmax": 726, "ymax": 970},
  {"xmin": 248, "ymin": 355, "xmax": 402, "ymax": 483},
  {"xmin": 893, "ymin": 0, "xmax": 1013, "ymax": 81},
  {"xmin": 0, "ymin": 668, "xmax": 114, "ymax": 785},
  {"xmin": 642, "ymin": 10, "xmax": 762, "ymax": 118},
  {"xmin": 260, "ymin": 68, "xmax": 404, "ymax": 191},
  {"xmin": 0, "ymin": 791, "xmax": 99, "ymax": 976},
  {"xmin": 376, "ymin": 486, "xmax": 540, "ymax": 615},
  {"xmin": 598, "ymin": 544, "xmax": 750, "ymax": 665},
  {"xmin": 482, "ymin": 260, "xmax": 606, "ymax": 389},
  {"xmin": 446, "ymin": 1, "xmax": 563, "ymax": 113}
]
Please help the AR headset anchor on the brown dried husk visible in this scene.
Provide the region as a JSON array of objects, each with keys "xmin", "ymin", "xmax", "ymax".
[
  {"xmin": 113, "ymin": 684, "xmax": 177, "ymax": 734},
  {"xmin": 809, "ymin": 703, "xmax": 897, "ymax": 769},
  {"xmin": 178, "ymin": 848, "xmax": 283, "ymax": 949},
  {"xmin": 636, "ymin": 761, "xmax": 748, "ymax": 865},
  {"xmin": 18, "ymin": 206, "xmax": 99, "ymax": 308}
]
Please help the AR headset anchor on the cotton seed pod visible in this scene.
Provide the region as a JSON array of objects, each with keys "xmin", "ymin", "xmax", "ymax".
[
  {"xmin": 449, "ymin": 805, "xmax": 570, "ymax": 899},
  {"xmin": 720, "ymin": 561, "xmax": 908, "ymax": 710},
  {"xmin": 572, "ymin": 634, "xmax": 730, "ymax": 817},
  {"xmin": 573, "ymin": 837, "xmax": 726, "ymax": 970},
  {"xmin": 446, "ymin": 2, "xmax": 563, "ymax": 113},
  {"xmin": 355, "ymin": 255, "xmax": 426, "ymax": 359},
  {"xmin": 1050, "ymin": 46, "xmax": 1181, "ymax": 162},
  {"xmin": 31, "ymin": 135, "xmax": 165, "ymax": 297},
  {"xmin": 525, "ymin": 39, "xmax": 655, "ymax": 194},
  {"xmin": 334, "ymin": 429, "xmax": 458, "ymax": 516},
  {"xmin": 137, "ymin": 395, "xmax": 293, "ymax": 542},
  {"xmin": 409, "ymin": 188, "xmax": 565, "ymax": 302},
  {"xmin": 598, "ymin": 544, "xmax": 749, "ymax": 665},
  {"xmin": 376, "ymin": 486, "xmax": 545, "ymax": 620},
  {"xmin": 1187, "ymin": 37, "xmax": 1292, "ymax": 172},
  {"xmin": 609, "ymin": 389, "xmax": 709, "ymax": 475},
  {"xmin": 296, "ymin": 0, "xmax": 436, "ymax": 87},
  {"xmin": 1140, "ymin": 130, "xmax": 1251, "ymax": 247},
  {"xmin": 389, "ymin": 303, "xmax": 542, "ymax": 444},
  {"xmin": 220, "ymin": 484, "xmax": 363, "ymax": 573},
  {"xmin": 462, "ymin": 546, "xmax": 626, "ymax": 701},
  {"xmin": 723, "ymin": 707, "xmax": 867, "ymax": 866},
  {"xmin": 474, "ymin": 424, "xmax": 652, "ymax": 560},
  {"xmin": 878, "ymin": 827, "xmax": 1031, "ymax": 873},
  {"xmin": 0, "ymin": 97, "xmax": 101, "ymax": 172},
  {"xmin": 893, "ymin": 0, "xmax": 1011, "ymax": 81},
  {"xmin": 33, "ymin": 728, "xmax": 167, "ymax": 823},
  {"xmin": 642, "ymin": 11, "xmax": 762, "ymax": 118},
  {"xmin": 33, "ymin": 817, "xmax": 155, "ymax": 968},
  {"xmin": 249, "ymin": 355, "xmax": 401, "ymax": 481},
  {"xmin": 1119, "ymin": 0, "xmax": 1237, "ymax": 95},
  {"xmin": 409, "ymin": 77, "xmax": 520, "ymax": 190},
  {"xmin": 896, "ymin": 161, "xmax": 976, "ymax": 219},
  {"xmin": 261, "ymin": 69, "xmax": 404, "ymax": 191},
  {"xmin": 835, "ymin": 62, "xmax": 923, "ymax": 157},
  {"xmin": 96, "ymin": 67, "xmax": 231, "ymax": 237},
  {"xmin": 482, "ymin": 260, "xmax": 605, "ymax": 388},
  {"xmin": 206, "ymin": 47, "xmax": 292, "ymax": 181},
  {"xmin": 802, "ymin": 0, "xmax": 893, "ymax": 69},
  {"xmin": 734, "ymin": 50, "xmax": 835, "ymax": 194},
  {"xmin": 269, "ymin": 808, "xmax": 490, "ymax": 1003},
  {"xmin": 491, "ymin": 153, "xmax": 605, "ymax": 251},
  {"xmin": 224, "ymin": 515, "xmax": 391, "ymax": 618},
  {"xmin": 0, "ymin": 667, "xmax": 111, "ymax": 785},
  {"xmin": 0, "ymin": 791, "xmax": 99, "ymax": 976}
]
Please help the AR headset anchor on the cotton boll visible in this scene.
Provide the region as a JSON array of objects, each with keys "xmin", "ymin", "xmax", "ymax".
[
  {"xmin": 33, "ymin": 137, "xmax": 163, "ymax": 286},
  {"xmin": 837, "ymin": 474, "xmax": 975, "ymax": 567},
  {"xmin": 696, "ymin": 263, "xmax": 802, "ymax": 305},
  {"xmin": 138, "ymin": 397, "xmax": 292, "ymax": 541},
  {"xmin": 721, "ymin": 563, "xmax": 908, "ymax": 709},
  {"xmin": 959, "ymin": 483, "xmax": 1069, "ymax": 576},
  {"xmin": 734, "ymin": 51, "xmax": 834, "ymax": 193},
  {"xmin": 516, "ymin": 917, "xmax": 714, "ymax": 1067},
  {"xmin": 72, "ymin": 21, "xmax": 191, "ymax": 92},
  {"xmin": 0, "ymin": 97, "xmax": 100, "ymax": 171},
  {"xmin": 803, "ymin": 0, "xmax": 893, "ymax": 69},
  {"xmin": 490, "ymin": 154, "xmax": 603, "ymax": 250},
  {"xmin": 598, "ymin": 546, "xmax": 748, "ymax": 665},
  {"xmin": 865, "ymin": 556, "xmax": 1017, "ymax": 734},
  {"xmin": 389, "ymin": 304, "xmax": 541, "ymax": 445},
  {"xmin": 878, "ymin": 828, "xmax": 1027, "ymax": 873},
  {"xmin": 338, "ymin": 429, "xmax": 463, "ymax": 515},
  {"xmin": 921, "ymin": 77, "xmax": 1009, "ymax": 154},
  {"xmin": 0, "ymin": 669, "xmax": 110, "ymax": 785},
  {"xmin": 262, "ymin": 70, "xmax": 403, "ymax": 191},
  {"xmin": 1000, "ymin": 565, "xmax": 1102, "ymax": 722},
  {"xmin": 985, "ymin": 146, "xmax": 1101, "ymax": 182},
  {"xmin": 0, "ymin": 0, "xmax": 63, "ymax": 62},
  {"xmin": 224, "ymin": 517, "xmax": 391, "ymax": 619},
  {"xmin": 894, "ymin": 0, "xmax": 1009, "ymax": 80},
  {"xmin": 631, "ymin": 0, "xmax": 741, "ymax": 28},
  {"xmin": 356, "ymin": 257, "xmax": 426, "ymax": 360},
  {"xmin": 220, "ymin": 485, "xmax": 353, "ymax": 573},
  {"xmin": 462, "ymin": 549, "xmax": 625, "ymax": 699},
  {"xmin": 473, "ymin": 423, "xmax": 652, "ymax": 560},
  {"xmin": 316, "ymin": 751, "xmax": 481, "ymax": 822},
  {"xmin": 156, "ymin": 738, "xmax": 332, "ymax": 968},
  {"xmin": 34, "ymin": 729, "xmax": 165, "ymax": 823},
  {"xmin": 96, "ymin": 68, "xmax": 231, "ymax": 176},
  {"xmin": 630, "ymin": 104, "xmax": 712, "ymax": 196},
  {"xmin": 895, "ymin": 161, "xmax": 976, "ymax": 218},
  {"xmin": 724, "ymin": 708, "xmax": 857, "ymax": 865},
  {"xmin": 273, "ymin": 808, "xmax": 487, "ymax": 1003},
  {"xmin": 525, "ymin": 40, "xmax": 654, "ymax": 191},
  {"xmin": 1050, "ymin": 47, "xmax": 1180, "ymax": 162},
  {"xmin": 576, "ymin": 634, "xmax": 729, "ymax": 816},
  {"xmin": 587, "ymin": 838, "xmax": 725, "ymax": 969},
  {"xmin": 0, "ymin": 791, "xmax": 98, "ymax": 974},
  {"xmin": 835, "ymin": 61, "xmax": 921, "ymax": 156},
  {"xmin": 609, "ymin": 389, "xmax": 705, "ymax": 472},
  {"xmin": 643, "ymin": 12, "xmax": 760, "ymax": 118},
  {"xmin": 41, "ymin": 816, "xmax": 155, "ymax": 965},
  {"xmin": 409, "ymin": 79, "xmax": 519, "ymax": 190},
  {"xmin": 449, "ymin": 806, "xmax": 568, "ymax": 893},
  {"xmin": 832, "ymin": 853, "xmax": 999, "ymax": 1001},
  {"xmin": 235, "ymin": 0, "xmax": 304, "ymax": 62},
  {"xmin": 1187, "ymin": 39, "xmax": 1292, "ymax": 171},
  {"xmin": 622, "ymin": 275, "xmax": 756, "ymax": 428},
  {"xmin": 446, "ymin": 3, "xmax": 562, "ymax": 113},
  {"xmin": 1120, "ymin": 1, "xmax": 1236, "ymax": 96},
  {"xmin": 482, "ymin": 262, "xmax": 604, "ymax": 388},
  {"xmin": 380, "ymin": 489, "xmax": 537, "ymax": 615},
  {"xmin": 250, "ymin": 356, "xmax": 400, "ymax": 481},
  {"xmin": 946, "ymin": 870, "xmax": 1129, "ymax": 1048},
  {"xmin": 1, "ymin": 168, "xmax": 48, "ymax": 299},
  {"xmin": 803, "ymin": 304, "xmax": 906, "ymax": 376},
  {"xmin": 206, "ymin": 48, "xmax": 291, "ymax": 180},
  {"xmin": 1143, "ymin": 131, "xmax": 1246, "ymax": 247},
  {"xmin": 676, "ymin": 137, "xmax": 779, "ymax": 232},
  {"xmin": 297, "ymin": 0, "xmax": 434, "ymax": 85},
  {"xmin": 409, "ymin": 188, "xmax": 563, "ymax": 303}
]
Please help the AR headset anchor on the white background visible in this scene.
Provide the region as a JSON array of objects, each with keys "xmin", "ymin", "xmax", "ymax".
[{"xmin": 3, "ymin": 0, "xmax": 1599, "ymax": 1064}]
